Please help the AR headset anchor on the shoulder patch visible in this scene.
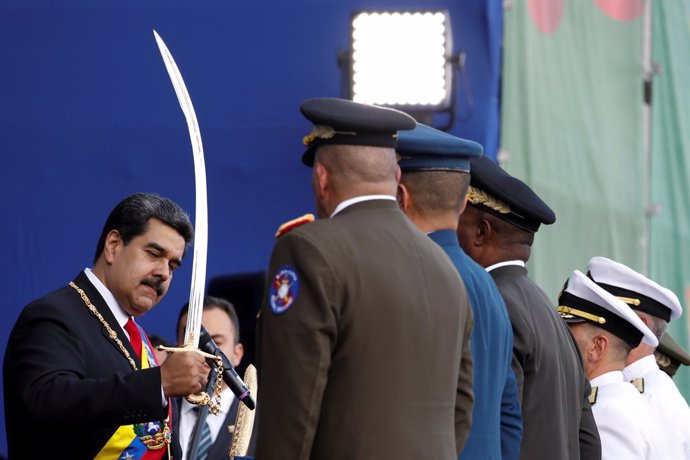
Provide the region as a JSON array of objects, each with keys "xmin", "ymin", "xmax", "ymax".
[
  {"xmin": 588, "ymin": 386, "xmax": 598, "ymax": 405},
  {"xmin": 630, "ymin": 377, "xmax": 645, "ymax": 394},
  {"xmin": 269, "ymin": 266, "xmax": 300, "ymax": 314},
  {"xmin": 275, "ymin": 213, "xmax": 315, "ymax": 238}
]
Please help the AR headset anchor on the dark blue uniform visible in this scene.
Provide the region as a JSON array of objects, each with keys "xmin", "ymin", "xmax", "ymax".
[{"xmin": 429, "ymin": 230, "xmax": 522, "ymax": 460}]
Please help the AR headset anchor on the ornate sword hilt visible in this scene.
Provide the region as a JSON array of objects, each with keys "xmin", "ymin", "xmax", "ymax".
[{"xmin": 157, "ymin": 344, "xmax": 225, "ymax": 414}]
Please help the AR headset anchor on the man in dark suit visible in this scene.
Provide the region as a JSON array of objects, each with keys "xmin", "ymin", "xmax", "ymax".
[
  {"xmin": 174, "ymin": 296, "xmax": 249, "ymax": 460},
  {"xmin": 396, "ymin": 123, "xmax": 523, "ymax": 460},
  {"xmin": 255, "ymin": 98, "xmax": 474, "ymax": 459},
  {"xmin": 457, "ymin": 157, "xmax": 601, "ymax": 460},
  {"xmin": 4, "ymin": 192, "xmax": 210, "ymax": 459}
]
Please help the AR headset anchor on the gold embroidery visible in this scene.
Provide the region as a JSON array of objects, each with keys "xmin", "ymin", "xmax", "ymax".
[
  {"xmin": 557, "ymin": 306, "xmax": 606, "ymax": 325},
  {"xmin": 466, "ymin": 186, "xmax": 511, "ymax": 214}
]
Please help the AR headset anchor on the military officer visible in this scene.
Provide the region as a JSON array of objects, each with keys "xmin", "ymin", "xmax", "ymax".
[
  {"xmin": 255, "ymin": 98, "xmax": 475, "ymax": 460},
  {"xmin": 396, "ymin": 123, "xmax": 522, "ymax": 460},
  {"xmin": 557, "ymin": 270, "xmax": 666, "ymax": 459},
  {"xmin": 457, "ymin": 156, "xmax": 601, "ymax": 460},
  {"xmin": 586, "ymin": 256, "xmax": 690, "ymax": 458}
]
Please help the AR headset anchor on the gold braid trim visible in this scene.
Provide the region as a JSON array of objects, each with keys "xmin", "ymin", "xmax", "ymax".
[
  {"xmin": 466, "ymin": 186, "xmax": 511, "ymax": 214},
  {"xmin": 557, "ymin": 306, "xmax": 607, "ymax": 325}
]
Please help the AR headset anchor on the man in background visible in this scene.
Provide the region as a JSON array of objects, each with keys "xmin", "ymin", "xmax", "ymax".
[
  {"xmin": 557, "ymin": 269, "xmax": 665, "ymax": 459},
  {"xmin": 256, "ymin": 98, "xmax": 474, "ymax": 459},
  {"xmin": 457, "ymin": 157, "xmax": 601, "ymax": 459},
  {"xmin": 587, "ymin": 256, "xmax": 690, "ymax": 458},
  {"xmin": 396, "ymin": 123, "xmax": 522, "ymax": 460},
  {"xmin": 174, "ymin": 296, "xmax": 248, "ymax": 460}
]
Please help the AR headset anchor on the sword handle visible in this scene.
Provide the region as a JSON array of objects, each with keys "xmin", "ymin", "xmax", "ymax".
[{"xmin": 157, "ymin": 344, "xmax": 224, "ymax": 414}]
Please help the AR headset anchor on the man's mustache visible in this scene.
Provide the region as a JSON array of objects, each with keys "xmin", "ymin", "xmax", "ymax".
[{"xmin": 141, "ymin": 278, "xmax": 164, "ymax": 296}]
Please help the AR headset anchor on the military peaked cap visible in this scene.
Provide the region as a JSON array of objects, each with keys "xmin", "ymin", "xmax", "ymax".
[
  {"xmin": 396, "ymin": 123, "xmax": 483, "ymax": 172},
  {"xmin": 466, "ymin": 156, "xmax": 556, "ymax": 233},
  {"xmin": 587, "ymin": 256, "xmax": 682, "ymax": 323},
  {"xmin": 300, "ymin": 97, "xmax": 416, "ymax": 167},
  {"xmin": 557, "ymin": 270, "xmax": 658, "ymax": 349}
]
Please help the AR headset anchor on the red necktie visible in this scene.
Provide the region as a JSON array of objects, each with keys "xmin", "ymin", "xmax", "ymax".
[{"xmin": 124, "ymin": 317, "xmax": 143, "ymax": 360}]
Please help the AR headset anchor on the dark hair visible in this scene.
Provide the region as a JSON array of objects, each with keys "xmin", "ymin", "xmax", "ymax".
[
  {"xmin": 93, "ymin": 192, "xmax": 194, "ymax": 263},
  {"xmin": 177, "ymin": 296, "xmax": 241, "ymax": 345},
  {"xmin": 401, "ymin": 170, "xmax": 470, "ymax": 217}
]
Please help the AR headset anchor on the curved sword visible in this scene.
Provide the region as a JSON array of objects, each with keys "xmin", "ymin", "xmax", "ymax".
[{"xmin": 153, "ymin": 30, "xmax": 207, "ymax": 349}]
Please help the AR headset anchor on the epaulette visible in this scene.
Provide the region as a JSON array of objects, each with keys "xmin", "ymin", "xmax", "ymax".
[
  {"xmin": 275, "ymin": 213, "xmax": 315, "ymax": 238},
  {"xmin": 588, "ymin": 386, "xmax": 598, "ymax": 405},
  {"xmin": 630, "ymin": 377, "xmax": 645, "ymax": 394}
]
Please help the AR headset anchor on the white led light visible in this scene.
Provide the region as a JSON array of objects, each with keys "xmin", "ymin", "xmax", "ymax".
[{"xmin": 351, "ymin": 11, "xmax": 451, "ymax": 107}]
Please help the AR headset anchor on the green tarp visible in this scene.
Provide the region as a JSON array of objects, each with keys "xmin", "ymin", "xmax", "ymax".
[{"xmin": 502, "ymin": 0, "xmax": 689, "ymax": 395}]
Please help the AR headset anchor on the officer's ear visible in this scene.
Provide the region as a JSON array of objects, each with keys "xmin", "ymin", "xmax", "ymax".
[
  {"xmin": 397, "ymin": 183, "xmax": 411, "ymax": 213},
  {"xmin": 475, "ymin": 217, "xmax": 492, "ymax": 246},
  {"xmin": 313, "ymin": 161, "xmax": 330, "ymax": 197},
  {"xmin": 591, "ymin": 334, "xmax": 609, "ymax": 362}
]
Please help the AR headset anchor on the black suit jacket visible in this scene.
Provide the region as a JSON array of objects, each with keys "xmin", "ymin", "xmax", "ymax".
[
  {"xmin": 3, "ymin": 271, "xmax": 180, "ymax": 459},
  {"xmin": 490, "ymin": 264, "xmax": 601, "ymax": 460}
]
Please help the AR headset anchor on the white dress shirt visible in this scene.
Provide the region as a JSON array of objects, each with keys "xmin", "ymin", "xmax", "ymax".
[{"xmin": 623, "ymin": 354, "xmax": 690, "ymax": 459}]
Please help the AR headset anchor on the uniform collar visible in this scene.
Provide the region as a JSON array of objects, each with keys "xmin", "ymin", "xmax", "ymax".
[
  {"xmin": 622, "ymin": 354, "xmax": 659, "ymax": 381},
  {"xmin": 427, "ymin": 229, "xmax": 459, "ymax": 246},
  {"xmin": 590, "ymin": 370, "xmax": 624, "ymax": 388},
  {"xmin": 331, "ymin": 195, "xmax": 396, "ymax": 217},
  {"xmin": 485, "ymin": 260, "xmax": 526, "ymax": 273}
]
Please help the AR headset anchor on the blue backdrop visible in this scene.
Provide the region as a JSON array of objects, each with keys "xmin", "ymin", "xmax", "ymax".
[{"xmin": 0, "ymin": 1, "xmax": 502, "ymax": 455}]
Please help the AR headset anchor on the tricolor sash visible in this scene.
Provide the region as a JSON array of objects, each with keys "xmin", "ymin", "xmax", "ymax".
[{"xmin": 95, "ymin": 324, "xmax": 171, "ymax": 460}]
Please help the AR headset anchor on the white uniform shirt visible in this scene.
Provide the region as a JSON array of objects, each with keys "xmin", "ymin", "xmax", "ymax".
[
  {"xmin": 590, "ymin": 371, "xmax": 668, "ymax": 460},
  {"xmin": 623, "ymin": 354, "xmax": 690, "ymax": 459},
  {"xmin": 178, "ymin": 387, "xmax": 236, "ymax": 460}
]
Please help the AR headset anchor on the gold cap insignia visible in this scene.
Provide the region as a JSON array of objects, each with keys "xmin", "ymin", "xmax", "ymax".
[
  {"xmin": 303, "ymin": 125, "xmax": 336, "ymax": 146},
  {"xmin": 466, "ymin": 186, "xmax": 512, "ymax": 214}
]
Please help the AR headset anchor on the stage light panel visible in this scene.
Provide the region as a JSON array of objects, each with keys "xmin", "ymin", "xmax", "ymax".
[{"xmin": 350, "ymin": 11, "xmax": 452, "ymax": 108}]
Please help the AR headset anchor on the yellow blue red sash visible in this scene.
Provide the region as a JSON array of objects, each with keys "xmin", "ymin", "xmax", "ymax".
[{"xmin": 95, "ymin": 324, "xmax": 170, "ymax": 460}]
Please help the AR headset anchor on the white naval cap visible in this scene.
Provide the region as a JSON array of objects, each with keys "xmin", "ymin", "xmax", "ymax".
[
  {"xmin": 557, "ymin": 270, "xmax": 658, "ymax": 348},
  {"xmin": 587, "ymin": 256, "xmax": 682, "ymax": 322}
]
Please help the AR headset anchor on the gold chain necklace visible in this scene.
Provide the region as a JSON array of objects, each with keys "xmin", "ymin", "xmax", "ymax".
[{"xmin": 69, "ymin": 281, "xmax": 138, "ymax": 370}]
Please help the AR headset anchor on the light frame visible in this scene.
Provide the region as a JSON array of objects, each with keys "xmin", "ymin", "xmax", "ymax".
[{"xmin": 346, "ymin": 10, "xmax": 454, "ymax": 111}]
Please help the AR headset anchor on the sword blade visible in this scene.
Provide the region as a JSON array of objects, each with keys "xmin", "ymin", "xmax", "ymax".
[{"xmin": 153, "ymin": 30, "xmax": 207, "ymax": 348}]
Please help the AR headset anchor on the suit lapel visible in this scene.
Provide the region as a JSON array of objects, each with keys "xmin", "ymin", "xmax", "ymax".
[
  {"xmin": 72, "ymin": 271, "xmax": 140, "ymax": 367},
  {"xmin": 208, "ymin": 397, "xmax": 239, "ymax": 458}
]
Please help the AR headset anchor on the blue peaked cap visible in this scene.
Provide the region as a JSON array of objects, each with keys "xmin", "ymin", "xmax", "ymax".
[{"xmin": 396, "ymin": 123, "xmax": 483, "ymax": 172}]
